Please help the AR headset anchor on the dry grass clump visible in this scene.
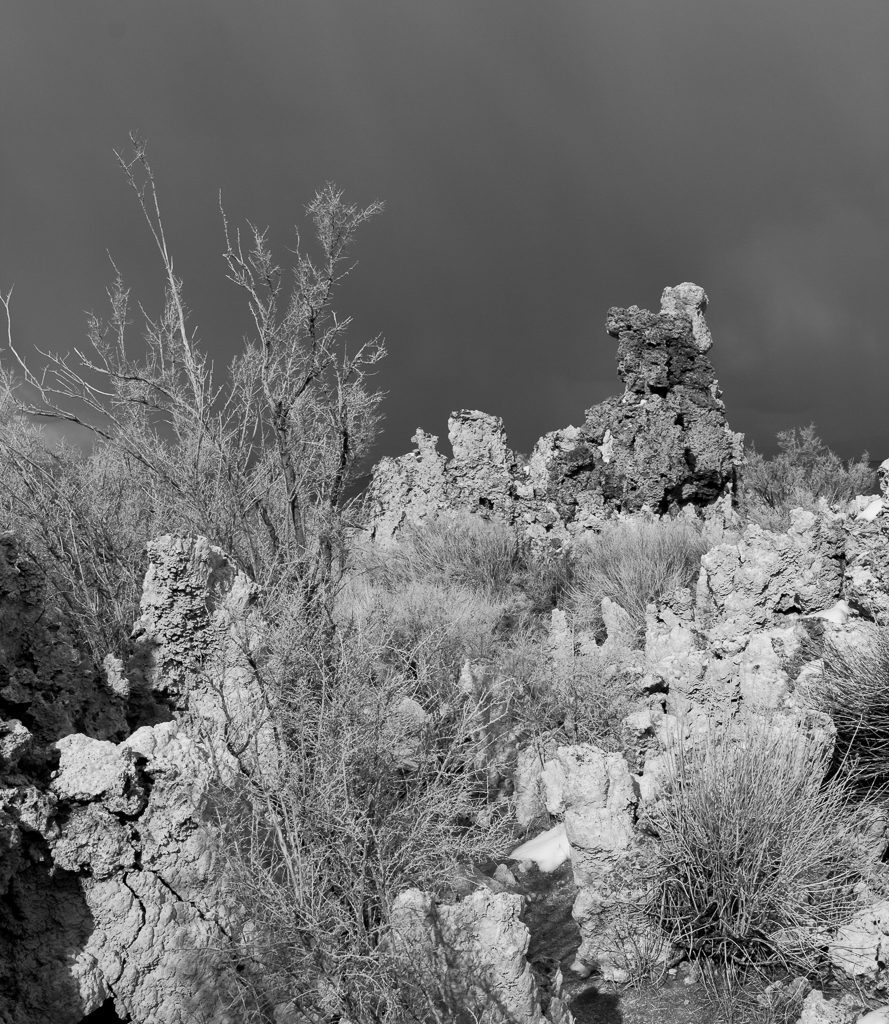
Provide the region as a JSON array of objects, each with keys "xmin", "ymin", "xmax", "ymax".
[
  {"xmin": 378, "ymin": 514, "xmax": 523, "ymax": 597},
  {"xmin": 813, "ymin": 625, "xmax": 889, "ymax": 788},
  {"xmin": 499, "ymin": 633, "xmax": 638, "ymax": 750},
  {"xmin": 648, "ymin": 715, "xmax": 866, "ymax": 977},
  {"xmin": 570, "ymin": 517, "xmax": 709, "ymax": 641},
  {"xmin": 742, "ymin": 425, "xmax": 875, "ymax": 530}
]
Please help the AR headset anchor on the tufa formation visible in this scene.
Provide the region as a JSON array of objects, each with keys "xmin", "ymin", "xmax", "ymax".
[{"xmin": 368, "ymin": 283, "xmax": 744, "ymax": 544}]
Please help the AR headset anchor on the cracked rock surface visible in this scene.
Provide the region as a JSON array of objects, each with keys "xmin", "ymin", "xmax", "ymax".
[{"xmin": 0, "ymin": 534, "xmax": 265, "ymax": 1024}]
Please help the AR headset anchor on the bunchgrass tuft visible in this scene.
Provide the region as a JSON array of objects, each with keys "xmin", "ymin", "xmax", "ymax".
[
  {"xmin": 647, "ymin": 715, "xmax": 866, "ymax": 977},
  {"xmin": 570, "ymin": 517, "xmax": 709, "ymax": 641}
]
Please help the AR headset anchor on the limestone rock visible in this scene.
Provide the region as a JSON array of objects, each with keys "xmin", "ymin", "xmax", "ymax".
[
  {"xmin": 367, "ymin": 429, "xmax": 449, "ymax": 542},
  {"xmin": 697, "ymin": 509, "xmax": 844, "ymax": 653},
  {"xmin": 390, "ymin": 887, "xmax": 574, "ymax": 1024},
  {"xmin": 0, "ymin": 535, "xmax": 269, "ymax": 1023},
  {"xmin": 448, "ymin": 410, "xmax": 517, "ymax": 518},
  {"xmin": 367, "ymin": 285, "xmax": 743, "ymax": 544},
  {"xmin": 796, "ymin": 990, "xmax": 858, "ymax": 1024},
  {"xmin": 844, "ymin": 508, "xmax": 889, "ymax": 623},
  {"xmin": 830, "ymin": 900, "xmax": 889, "ymax": 977},
  {"xmin": 660, "ymin": 282, "xmax": 713, "ymax": 353},
  {"xmin": 538, "ymin": 744, "xmax": 664, "ymax": 980}
]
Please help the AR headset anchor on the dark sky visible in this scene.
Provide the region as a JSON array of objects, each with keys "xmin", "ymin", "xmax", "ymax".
[{"xmin": 1, "ymin": 1, "xmax": 887, "ymax": 461}]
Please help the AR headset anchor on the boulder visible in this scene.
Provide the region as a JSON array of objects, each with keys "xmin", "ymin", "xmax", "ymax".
[
  {"xmin": 697, "ymin": 509, "xmax": 845, "ymax": 654},
  {"xmin": 389, "ymin": 887, "xmax": 574, "ymax": 1024}
]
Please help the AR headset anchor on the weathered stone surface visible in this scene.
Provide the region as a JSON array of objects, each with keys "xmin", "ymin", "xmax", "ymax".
[
  {"xmin": 390, "ymin": 887, "xmax": 574, "ymax": 1024},
  {"xmin": 796, "ymin": 989, "xmax": 859, "ymax": 1024},
  {"xmin": 829, "ymin": 900, "xmax": 889, "ymax": 977},
  {"xmin": 367, "ymin": 284, "xmax": 743, "ymax": 544},
  {"xmin": 659, "ymin": 282, "xmax": 713, "ymax": 353},
  {"xmin": 697, "ymin": 509, "xmax": 845, "ymax": 654},
  {"xmin": 367, "ymin": 429, "xmax": 449, "ymax": 542},
  {"xmin": 844, "ymin": 504, "xmax": 889, "ymax": 623},
  {"xmin": 0, "ymin": 534, "xmax": 268, "ymax": 1024},
  {"xmin": 536, "ymin": 744, "xmax": 666, "ymax": 981}
]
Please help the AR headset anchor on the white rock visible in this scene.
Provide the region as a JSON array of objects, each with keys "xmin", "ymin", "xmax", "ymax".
[
  {"xmin": 858, "ymin": 498, "xmax": 885, "ymax": 522},
  {"xmin": 804, "ymin": 599, "xmax": 853, "ymax": 625},
  {"xmin": 510, "ymin": 823, "xmax": 572, "ymax": 872},
  {"xmin": 858, "ymin": 1007, "xmax": 889, "ymax": 1024}
]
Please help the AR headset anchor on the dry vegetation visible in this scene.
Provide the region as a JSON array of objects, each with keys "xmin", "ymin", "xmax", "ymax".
[
  {"xmin": 742, "ymin": 425, "xmax": 875, "ymax": 529},
  {"xmin": 2, "ymin": 143, "xmax": 887, "ymax": 1023},
  {"xmin": 647, "ymin": 716, "xmax": 868, "ymax": 978}
]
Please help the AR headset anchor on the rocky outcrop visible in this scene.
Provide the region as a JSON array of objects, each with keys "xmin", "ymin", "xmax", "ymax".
[
  {"xmin": 368, "ymin": 283, "xmax": 744, "ymax": 544},
  {"xmin": 390, "ymin": 887, "xmax": 573, "ymax": 1024},
  {"xmin": 0, "ymin": 535, "xmax": 269, "ymax": 1024}
]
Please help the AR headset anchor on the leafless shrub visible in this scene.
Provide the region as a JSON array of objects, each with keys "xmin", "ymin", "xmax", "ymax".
[
  {"xmin": 742, "ymin": 425, "xmax": 875, "ymax": 529},
  {"xmin": 0, "ymin": 402, "xmax": 168, "ymax": 659},
  {"xmin": 647, "ymin": 715, "xmax": 867, "ymax": 977},
  {"xmin": 700, "ymin": 964, "xmax": 811, "ymax": 1024},
  {"xmin": 1, "ymin": 136, "xmax": 385, "ymax": 655},
  {"xmin": 214, "ymin": 598, "xmax": 514, "ymax": 1023},
  {"xmin": 499, "ymin": 633, "xmax": 637, "ymax": 750},
  {"xmin": 570, "ymin": 517, "xmax": 708, "ymax": 641}
]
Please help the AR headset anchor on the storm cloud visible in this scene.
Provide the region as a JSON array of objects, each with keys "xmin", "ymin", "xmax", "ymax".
[{"xmin": 1, "ymin": 0, "xmax": 886, "ymax": 459}]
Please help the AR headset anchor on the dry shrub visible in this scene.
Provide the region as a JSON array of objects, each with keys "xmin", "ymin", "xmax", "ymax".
[
  {"xmin": 813, "ymin": 625, "xmax": 889, "ymax": 787},
  {"xmin": 500, "ymin": 634, "xmax": 637, "ymax": 750},
  {"xmin": 742, "ymin": 425, "xmax": 875, "ymax": 529},
  {"xmin": 0, "ymin": 411, "xmax": 171, "ymax": 660},
  {"xmin": 215, "ymin": 600, "xmax": 514, "ymax": 1023},
  {"xmin": 648, "ymin": 716, "xmax": 866, "ymax": 977},
  {"xmin": 339, "ymin": 577, "xmax": 506, "ymax": 705},
  {"xmin": 570, "ymin": 517, "xmax": 708, "ymax": 641},
  {"xmin": 701, "ymin": 965, "xmax": 812, "ymax": 1024},
  {"xmin": 381, "ymin": 514, "xmax": 522, "ymax": 597}
]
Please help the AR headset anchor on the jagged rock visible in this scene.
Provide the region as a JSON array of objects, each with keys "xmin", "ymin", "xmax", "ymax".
[
  {"xmin": 367, "ymin": 284, "xmax": 743, "ymax": 544},
  {"xmin": 796, "ymin": 990, "xmax": 859, "ymax": 1024},
  {"xmin": 537, "ymin": 744, "xmax": 664, "ymax": 980},
  {"xmin": 0, "ymin": 535, "xmax": 268, "ymax": 1024},
  {"xmin": 367, "ymin": 429, "xmax": 449, "ymax": 542},
  {"xmin": 697, "ymin": 509, "xmax": 845, "ymax": 654},
  {"xmin": 514, "ymin": 743, "xmax": 553, "ymax": 828},
  {"xmin": 659, "ymin": 282, "xmax": 713, "ymax": 353},
  {"xmin": 390, "ymin": 887, "xmax": 573, "ymax": 1024},
  {"xmin": 448, "ymin": 410, "xmax": 517, "ymax": 517},
  {"xmin": 844, "ymin": 506, "xmax": 889, "ymax": 623}
]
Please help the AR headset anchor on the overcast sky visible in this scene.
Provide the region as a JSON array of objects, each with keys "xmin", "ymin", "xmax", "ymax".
[{"xmin": 1, "ymin": 1, "xmax": 886, "ymax": 461}]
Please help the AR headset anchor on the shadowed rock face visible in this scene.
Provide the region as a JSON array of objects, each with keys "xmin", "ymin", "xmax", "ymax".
[
  {"xmin": 367, "ymin": 284, "xmax": 743, "ymax": 544},
  {"xmin": 0, "ymin": 535, "xmax": 269, "ymax": 1024}
]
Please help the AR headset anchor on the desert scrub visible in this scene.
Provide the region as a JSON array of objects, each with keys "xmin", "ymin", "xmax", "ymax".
[
  {"xmin": 742, "ymin": 425, "xmax": 875, "ymax": 530},
  {"xmin": 377, "ymin": 513, "xmax": 523, "ymax": 597},
  {"xmin": 499, "ymin": 632, "xmax": 638, "ymax": 750},
  {"xmin": 812, "ymin": 625, "xmax": 889, "ymax": 788},
  {"xmin": 214, "ymin": 602, "xmax": 514, "ymax": 1023},
  {"xmin": 647, "ymin": 715, "xmax": 866, "ymax": 977},
  {"xmin": 337, "ymin": 576, "xmax": 506, "ymax": 703},
  {"xmin": 569, "ymin": 517, "xmax": 709, "ymax": 642}
]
